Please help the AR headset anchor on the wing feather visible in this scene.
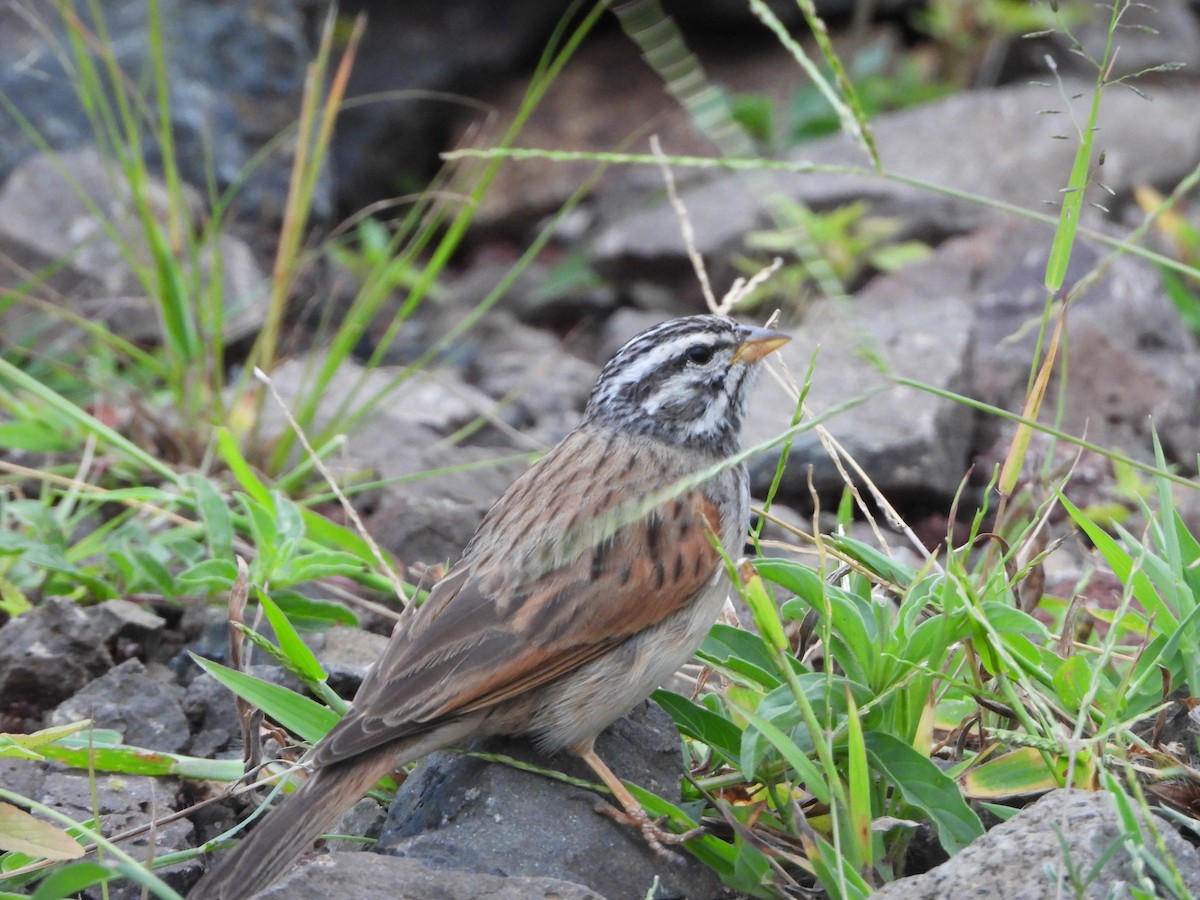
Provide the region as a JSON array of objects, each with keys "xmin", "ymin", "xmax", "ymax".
[{"xmin": 314, "ymin": 430, "xmax": 726, "ymax": 767}]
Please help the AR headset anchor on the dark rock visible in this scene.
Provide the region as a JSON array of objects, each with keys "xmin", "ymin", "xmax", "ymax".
[
  {"xmin": 184, "ymin": 664, "xmax": 309, "ymax": 759},
  {"xmin": 85, "ymin": 599, "xmax": 168, "ymax": 662},
  {"xmin": 331, "ymin": 0, "xmax": 571, "ymax": 214},
  {"xmin": 590, "ymin": 80, "xmax": 1200, "ymax": 287},
  {"xmin": 0, "ymin": 148, "xmax": 267, "ymax": 352},
  {"xmin": 376, "ymin": 701, "xmax": 727, "ymax": 900},
  {"xmin": 0, "ymin": 598, "xmax": 112, "ymax": 711},
  {"xmin": 183, "ymin": 670, "xmax": 242, "ymax": 759},
  {"xmin": 256, "ymin": 852, "xmax": 602, "ymax": 900},
  {"xmin": 872, "ymin": 789, "xmax": 1200, "ymax": 899},
  {"xmin": 49, "ymin": 658, "xmax": 190, "ymax": 753},
  {"xmin": 0, "ymin": 0, "xmax": 321, "ymax": 225}
]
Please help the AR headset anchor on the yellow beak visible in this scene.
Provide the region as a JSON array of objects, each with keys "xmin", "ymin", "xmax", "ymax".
[{"xmin": 731, "ymin": 326, "xmax": 790, "ymax": 364}]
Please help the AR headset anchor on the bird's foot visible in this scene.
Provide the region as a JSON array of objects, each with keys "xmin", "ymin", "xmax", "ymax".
[{"xmin": 593, "ymin": 799, "xmax": 705, "ymax": 859}]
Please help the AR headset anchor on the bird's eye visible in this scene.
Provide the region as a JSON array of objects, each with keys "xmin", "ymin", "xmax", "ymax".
[{"xmin": 686, "ymin": 344, "xmax": 715, "ymax": 365}]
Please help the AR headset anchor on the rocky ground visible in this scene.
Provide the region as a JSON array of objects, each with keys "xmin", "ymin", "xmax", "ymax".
[{"xmin": 3, "ymin": 0, "xmax": 1200, "ymax": 897}]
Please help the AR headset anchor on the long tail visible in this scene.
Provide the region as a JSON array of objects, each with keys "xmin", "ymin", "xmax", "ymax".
[{"xmin": 189, "ymin": 748, "xmax": 397, "ymax": 900}]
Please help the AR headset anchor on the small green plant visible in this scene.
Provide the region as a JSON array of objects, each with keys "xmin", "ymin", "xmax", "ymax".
[
  {"xmin": 734, "ymin": 199, "xmax": 931, "ymax": 310},
  {"xmin": 1135, "ymin": 186, "xmax": 1200, "ymax": 336},
  {"xmin": 730, "ymin": 44, "xmax": 956, "ymax": 151}
]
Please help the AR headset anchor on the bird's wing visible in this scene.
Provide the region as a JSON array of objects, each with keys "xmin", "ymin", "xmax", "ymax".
[{"xmin": 313, "ymin": 437, "xmax": 726, "ymax": 767}]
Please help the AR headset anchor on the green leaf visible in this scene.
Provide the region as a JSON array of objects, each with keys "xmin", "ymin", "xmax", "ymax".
[
  {"xmin": 272, "ymin": 490, "xmax": 306, "ymax": 548},
  {"xmin": 30, "ymin": 861, "xmax": 115, "ymax": 899},
  {"xmin": 652, "ymin": 690, "xmax": 742, "ymax": 764},
  {"xmin": 238, "ymin": 493, "xmax": 279, "ymax": 554},
  {"xmin": 178, "ymin": 558, "xmax": 239, "ymax": 589},
  {"xmin": 0, "ymin": 420, "xmax": 76, "ymax": 453},
  {"xmin": 828, "ymin": 535, "xmax": 918, "ymax": 588},
  {"xmin": 272, "ymin": 591, "xmax": 358, "ymax": 630},
  {"xmin": 0, "ymin": 802, "xmax": 83, "ymax": 858},
  {"xmin": 737, "ymin": 706, "xmax": 829, "ymax": 804},
  {"xmin": 190, "ymin": 655, "xmax": 339, "ymax": 743},
  {"xmin": 1060, "ymin": 493, "xmax": 1178, "ymax": 631},
  {"xmin": 278, "ymin": 550, "xmax": 367, "ymax": 587},
  {"xmin": 186, "ymin": 474, "xmax": 234, "ymax": 559},
  {"xmin": 863, "ymin": 731, "xmax": 983, "ymax": 855},
  {"xmin": 255, "ymin": 591, "xmax": 327, "ymax": 683},
  {"xmin": 131, "ymin": 549, "xmax": 177, "ymax": 598},
  {"xmin": 698, "ymin": 624, "xmax": 782, "ymax": 689}
]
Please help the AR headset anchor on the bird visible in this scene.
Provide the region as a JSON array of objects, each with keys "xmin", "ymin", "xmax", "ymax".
[{"xmin": 190, "ymin": 314, "xmax": 789, "ymax": 899}]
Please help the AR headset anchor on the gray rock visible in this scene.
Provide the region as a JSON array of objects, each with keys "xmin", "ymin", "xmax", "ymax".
[
  {"xmin": 183, "ymin": 670, "xmax": 242, "ymax": 759},
  {"xmin": 0, "ymin": 0, "xmax": 321, "ymax": 224},
  {"xmin": 377, "ymin": 701, "xmax": 726, "ymax": 900},
  {"xmin": 308, "ymin": 627, "xmax": 389, "ymax": 696},
  {"xmin": 461, "ymin": 312, "xmax": 602, "ymax": 446},
  {"xmin": 744, "ymin": 278, "xmax": 975, "ymax": 505},
  {"xmin": 591, "ymin": 80, "xmax": 1200, "ymax": 285},
  {"xmin": 37, "ymin": 770, "xmax": 199, "ymax": 898},
  {"xmin": 0, "ymin": 148, "xmax": 267, "ymax": 350},
  {"xmin": 261, "ymin": 352, "xmax": 531, "ymax": 567},
  {"xmin": 49, "ymin": 658, "xmax": 190, "ymax": 753},
  {"xmin": 328, "ymin": 798, "xmax": 387, "ymax": 854},
  {"xmin": 874, "ymin": 789, "xmax": 1200, "ymax": 899},
  {"xmin": 0, "ymin": 756, "xmax": 48, "ymax": 800},
  {"xmin": 959, "ymin": 220, "xmax": 1200, "ymax": 466},
  {"xmin": 256, "ymin": 852, "xmax": 602, "ymax": 900},
  {"xmin": 1068, "ymin": 0, "xmax": 1200, "ymax": 79},
  {"xmin": 368, "ymin": 492, "xmax": 495, "ymax": 569},
  {"xmin": 85, "ymin": 599, "xmax": 167, "ymax": 645},
  {"xmin": 0, "ymin": 598, "xmax": 112, "ymax": 710},
  {"xmin": 184, "ymin": 665, "xmax": 310, "ymax": 759}
]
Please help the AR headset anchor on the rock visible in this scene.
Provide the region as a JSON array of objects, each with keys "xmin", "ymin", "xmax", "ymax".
[
  {"xmin": 1068, "ymin": 0, "xmax": 1200, "ymax": 79},
  {"xmin": 368, "ymin": 493, "xmax": 495, "ymax": 569},
  {"xmin": 0, "ymin": 598, "xmax": 112, "ymax": 712},
  {"xmin": 376, "ymin": 701, "xmax": 726, "ymax": 900},
  {"xmin": 0, "ymin": 148, "xmax": 267, "ymax": 350},
  {"xmin": 183, "ymin": 670, "xmax": 242, "ymax": 759},
  {"xmin": 0, "ymin": 756, "xmax": 48, "ymax": 800},
  {"xmin": 741, "ymin": 214, "xmax": 1200, "ymax": 509},
  {"xmin": 445, "ymin": 260, "xmax": 617, "ymax": 331},
  {"xmin": 85, "ymin": 599, "xmax": 167, "ymax": 657},
  {"xmin": 260, "ymin": 352, "xmax": 531, "ymax": 567},
  {"xmin": 873, "ymin": 789, "xmax": 1200, "ymax": 898},
  {"xmin": 184, "ymin": 665, "xmax": 308, "ymax": 759},
  {"xmin": 255, "ymin": 852, "xmax": 602, "ymax": 900},
  {"xmin": 744, "ymin": 279, "xmax": 975, "ymax": 506},
  {"xmin": 0, "ymin": 0, "xmax": 321, "ymax": 225},
  {"xmin": 37, "ymin": 770, "xmax": 199, "ymax": 898},
  {"xmin": 332, "ymin": 0, "xmax": 574, "ymax": 213},
  {"xmin": 461, "ymin": 312, "xmax": 602, "ymax": 445},
  {"xmin": 961, "ymin": 220, "xmax": 1200, "ymax": 467},
  {"xmin": 328, "ymin": 798, "xmax": 387, "ymax": 854},
  {"xmin": 307, "ymin": 627, "xmax": 389, "ymax": 697},
  {"xmin": 590, "ymin": 80, "xmax": 1200, "ymax": 287},
  {"xmin": 49, "ymin": 658, "xmax": 190, "ymax": 753}
]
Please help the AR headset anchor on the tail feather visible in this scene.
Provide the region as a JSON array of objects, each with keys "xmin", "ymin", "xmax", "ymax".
[{"xmin": 189, "ymin": 748, "xmax": 397, "ymax": 900}]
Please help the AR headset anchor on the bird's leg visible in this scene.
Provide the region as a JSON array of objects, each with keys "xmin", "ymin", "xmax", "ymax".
[{"xmin": 576, "ymin": 746, "xmax": 705, "ymax": 857}]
